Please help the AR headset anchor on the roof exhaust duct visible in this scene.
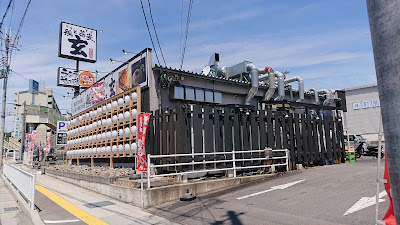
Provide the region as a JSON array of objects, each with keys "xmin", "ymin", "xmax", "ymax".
[
  {"xmin": 274, "ymin": 71, "xmax": 285, "ymax": 101},
  {"xmin": 309, "ymin": 88, "xmax": 319, "ymax": 104},
  {"xmin": 244, "ymin": 63, "xmax": 268, "ymax": 105},
  {"xmin": 262, "ymin": 72, "xmax": 276, "ymax": 101},
  {"xmin": 284, "ymin": 76, "xmax": 304, "ymax": 102}
]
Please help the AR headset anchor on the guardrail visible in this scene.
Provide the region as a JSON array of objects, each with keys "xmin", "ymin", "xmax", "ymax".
[
  {"xmin": 146, "ymin": 149, "xmax": 289, "ymax": 189},
  {"xmin": 3, "ymin": 162, "xmax": 36, "ymax": 210}
]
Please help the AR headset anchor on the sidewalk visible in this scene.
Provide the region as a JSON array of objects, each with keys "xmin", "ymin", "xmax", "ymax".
[
  {"xmin": 0, "ymin": 174, "xmax": 33, "ymax": 225},
  {"xmin": 34, "ymin": 171, "xmax": 177, "ymax": 225}
]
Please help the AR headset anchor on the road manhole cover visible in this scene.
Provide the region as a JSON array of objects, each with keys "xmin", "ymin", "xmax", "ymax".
[
  {"xmin": 84, "ymin": 201, "xmax": 115, "ymax": 208},
  {"xmin": 4, "ymin": 207, "xmax": 18, "ymax": 212}
]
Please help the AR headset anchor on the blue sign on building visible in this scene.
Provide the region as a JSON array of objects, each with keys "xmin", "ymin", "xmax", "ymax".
[{"xmin": 29, "ymin": 79, "xmax": 39, "ymax": 94}]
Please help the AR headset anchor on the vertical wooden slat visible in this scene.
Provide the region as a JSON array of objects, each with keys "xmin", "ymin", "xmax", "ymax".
[
  {"xmin": 281, "ymin": 113, "xmax": 288, "ymax": 149},
  {"xmin": 332, "ymin": 118, "xmax": 338, "ymax": 160},
  {"xmin": 288, "ymin": 113, "xmax": 296, "ymax": 164},
  {"xmin": 224, "ymin": 108, "xmax": 233, "ymax": 168},
  {"xmin": 318, "ymin": 117, "xmax": 326, "ymax": 161},
  {"xmin": 267, "ymin": 111, "xmax": 274, "ymax": 148},
  {"xmin": 313, "ymin": 118, "xmax": 320, "ymax": 161},
  {"xmin": 325, "ymin": 116, "xmax": 333, "ymax": 160},
  {"xmin": 306, "ymin": 114, "xmax": 315, "ymax": 161},
  {"xmin": 204, "ymin": 105, "xmax": 213, "ymax": 168},
  {"xmin": 301, "ymin": 114, "xmax": 309, "ymax": 163},
  {"xmin": 259, "ymin": 110, "xmax": 267, "ymax": 149},
  {"xmin": 294, "ymin": 113, "xmax": 302, "ymax": 164},
  {"xmin": 274, "ymin": 112, "xmax": 282, "ymax": 149}
]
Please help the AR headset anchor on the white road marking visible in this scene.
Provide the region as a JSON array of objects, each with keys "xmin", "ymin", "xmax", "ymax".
[
  {"xmin": 43, "ymin": 219, "xmax": 81, "ymax": 223},
  {"xmin": 236, "ymin": 179, "xmax": 306, "ymax": 200},
  {"xmin": 343, "ymin": 191, "xmax": 387, "ymax": 216}
]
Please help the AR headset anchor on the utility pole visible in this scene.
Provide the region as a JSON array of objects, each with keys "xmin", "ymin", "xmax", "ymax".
[
  {"xmin": 366, "ymin": 0, "xmax": 400, "ymax": 222},
  {"xmin": 0, "ymin": 31, "xmax": 11, "ymax": 166},
  {"xmin": 20, "ymin": 101, "xmax": 26, "ymax": 160}
]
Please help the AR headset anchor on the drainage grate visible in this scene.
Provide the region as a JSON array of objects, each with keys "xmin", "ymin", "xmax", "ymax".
[
  {"xmin": 84, "ymin": 201, "xmax": 115, "ymax": 208},
  {"xmin": 4, "ymin": 207, "xmax": 18, "ymax": 212}
]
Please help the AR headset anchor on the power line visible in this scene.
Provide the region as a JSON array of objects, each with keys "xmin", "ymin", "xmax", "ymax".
[
  {"xmin": 0, "ymin": 0, "xmax": 14, "ymax": 33},
  {"xmin": 179, "ymin": 0, "xmax": 184, "ymax": 62},
  {"xmin": 180, "ymin": 0, "xmax": 193, "ymax": 70},
  {"xmin": 139, "ymin": 0, "xmax": 161, "ymax": 66},
  {"xmin": 10, "ymin": 70, "xmax": 28, "ymax": 80},
  {"xmin": 147, "ymin": 0, "xmax": 166, "ymax": 67}
]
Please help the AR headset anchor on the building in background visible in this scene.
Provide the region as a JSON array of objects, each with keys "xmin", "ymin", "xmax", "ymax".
[
  {"xmin": 13, "ymin": 88, "xmax": 64, "ymax": 144},
  {"xmin": 343, "ymin": 84, "xmax": 382, "ymax": 144}
]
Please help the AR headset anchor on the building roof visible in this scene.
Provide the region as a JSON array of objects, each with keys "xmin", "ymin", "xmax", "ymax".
[{"xmin": 343, "ymin": 83, "xmax": 377, "ymax": 91}]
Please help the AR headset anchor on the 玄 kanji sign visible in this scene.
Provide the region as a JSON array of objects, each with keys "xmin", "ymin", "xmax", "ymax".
[{"xmin": 59, "ymin": 22, "xmax": 97, "ymax": 63}]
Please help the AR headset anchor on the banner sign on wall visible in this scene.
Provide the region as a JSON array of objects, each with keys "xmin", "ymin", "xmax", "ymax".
[
  {"xmin": 59, "ymin": 22, "xmax": 97, "ymax": 63},
  {"xmin": 71, "ymin": 48, "xmax": 151, "ymax": 115},
  {"xmin": 136, "ymin": 113, "xmax": 151, "ymax": 171},
  {"xmin": 91, "ymin": 81, "xmax": 105, "ymax": 103}
]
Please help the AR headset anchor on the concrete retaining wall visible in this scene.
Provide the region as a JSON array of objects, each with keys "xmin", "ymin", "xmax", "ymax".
[
  {"xmin": 46, "ymin": 169, "xmax": 118, "ymax": 185},
  {"xmin": 46, "ymin": 171, "xmax": 278, "ymax": 208}
]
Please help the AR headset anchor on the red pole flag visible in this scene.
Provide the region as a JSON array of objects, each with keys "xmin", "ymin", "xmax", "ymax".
[
  {"xmin": 383, "ymin": 147, "xmax": 396, "ymax": 225},
  {"xmin": 136, "ymin": 113, "xmax": 151, "ymax": 171},
  {"xmin": 46, "ymin": 136, "xmax": 51, "ymax": 154}
]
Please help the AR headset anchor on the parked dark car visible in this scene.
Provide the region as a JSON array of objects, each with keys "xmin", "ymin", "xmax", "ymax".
[{"xmin": 46, "ymin": 148, "xmax": 57, "ymax": 161}]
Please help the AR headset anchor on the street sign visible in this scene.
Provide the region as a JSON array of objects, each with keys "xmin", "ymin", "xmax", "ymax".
[
  {"xmin": 59, "ymin": 22, "xmax": 97, "ymax": 63},
  {"xmin": 56, "ymin": 133, "xmax": 67, "ymax": 145},
  {"xmin": 57, "ymin": 121, "xmax": 68, "ymax": 133}
]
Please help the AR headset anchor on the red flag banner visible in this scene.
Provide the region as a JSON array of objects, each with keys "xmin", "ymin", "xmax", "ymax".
[
  {"xmin": 136, "ymin": 113, "xmax": 151, "ymax": 171},
  {"xmin": 46, "ymin": 136, "xmax": 51, "ymax": 153},
  {"xmin": 91, "ymin": 81, "xmax": 105, "ymax": 103},
  {"xmin": 383, "ymin": 147, "xmax": 396, "ymax": 225}
]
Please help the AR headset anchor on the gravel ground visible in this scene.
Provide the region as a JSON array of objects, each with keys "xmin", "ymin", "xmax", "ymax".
[{"xmin": 50, "ymin": 164, "xmax": 135, "ymax": 178}]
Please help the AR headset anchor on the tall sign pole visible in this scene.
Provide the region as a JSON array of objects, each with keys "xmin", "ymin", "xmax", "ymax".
[{"xmin": 367, "ymin": 0, "xmax": 400, "ymax": 222}]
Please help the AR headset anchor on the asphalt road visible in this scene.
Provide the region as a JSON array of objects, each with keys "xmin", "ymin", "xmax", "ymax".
[{"xmin": 147, "ymin": 157, "xmax": 389, "ymax": 225}]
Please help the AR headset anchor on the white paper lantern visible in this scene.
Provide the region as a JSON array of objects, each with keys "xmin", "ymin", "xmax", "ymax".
[
  {"xmin": 101, "ymin": 133, "xmax": 106, "ymax": 140},
  {"xmin": 112, "ymin": 145, "xmax": 117, "ymax": 153},
  {"xmin": 106, "ymin": 118, "xmax": 112, "ymax": 126},
  {"xmin": 112, "ymin": 130, "xmax": 118, "ymax": 139},
  {"xmin": 118, "ymin": 113, "xmax": 124, "ymax": 121},
  {"xmin": 79, "ymin": 115, "xmax": 83, "ymax": 121},
  {"xmin": 97, "ymin": 107, "xmax": 102, "ymax": 115},
  {"xmin": 130, "ymin": 126, "xmax": 137, "ymax": 135},
  {"xmin": 106, "ymin": 146, "xmax": 111, "ymax": 153},
  {"xmin": 124, "ymin": 127, "xmax": 130, "ymax": 136},
  {"xmin": 131, "ymin": 109, "xmax": 138, "ymax": 117},
  {"xmin": 131, "ymin": 143, "xmax": 137, "ymax": 152},
  {"xmin": 106, "ymin": 131, "xmax": 111, "ymax": 139},
  {"xmin": 97, "ymin": 134, "xmax": 102, "ymax": 141},
  {"xmin": 93, "ymin": 110, "xmax": 98, "ymax": 117},
  {"xmin": 118, "ymin": 129, "xmax": 124, "ymax": 136},
  {"xmin": 112, "ymin": 101, "xmax": 118, "ymax": 109},
  {"xmin": 87, "ymin": 148, "xmax": 92, "ymax": 154},
  {"xmin": 101, "ymin": 147, "xmax": 106, "ymax": 154},
  {"xmin": 98, "ymin": 120, "xmax": 102, "ymax": 127},
  {"xmin": 88, "ymin": 135, "xmax": 93, "ymax": 142},
  {"xmin": 88, "ymin": 124, "xmax": 93, "ymax": 130},
  {"xmin": 124, "ymin": 95, "xmax": 131, "ymax": 105},
  {"xmin": 124, "ymin": 111, "xmax": 130, "ymax": 121},
  {"xmin": 117, "ymin": 98, "xmax": 124, "ymax": 107},
  {"xmin": 93, "ymin": 122, "xmax": 98, "ymax": 128},
  {"xmin": 118, "ymin": 144, "xmax": 124, "ymax": 154},
  {"xmin": 89, "ymin": 111, "xmax": 93, "ymax": 117},
  {"xmin": 131, "ymin": 92, "xmax": 137, "ymax": 102},
  {"xmin": 124, "ymin": 144, "xmax": 130, "ymax": 152},
  {"xmin": 102, "ymin": 105, "xmax": 107, "ymax": 112},
  {"xmin": 101, "ymin": 119, "xmax": 106, "ymax": 127},
  {"xmin": 112, "ymin": 115, "xmax": 118, "ymax": 124},
  {"xmin": 106, "ymin": 103, "xmax": 112, "ymax": 111}
]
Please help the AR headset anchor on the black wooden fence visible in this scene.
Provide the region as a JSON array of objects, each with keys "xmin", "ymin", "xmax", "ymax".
[{"xmin": 146, "ymin": 104, "xmax": 345, "ymax": 171}]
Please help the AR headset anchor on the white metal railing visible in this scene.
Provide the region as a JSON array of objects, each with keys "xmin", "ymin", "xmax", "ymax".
[
  {"xmin": 3, "ymin": 162, "xmax": 36, "ymax": 210},
  {"xmin": 146, "ymin": 149, "xmax": 289, "ymax": 189}
]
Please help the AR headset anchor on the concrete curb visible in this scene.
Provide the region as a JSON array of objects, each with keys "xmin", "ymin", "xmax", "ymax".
[{"xmin": 1, "ymin": 173, "xmax": 45, "ymax": 225}]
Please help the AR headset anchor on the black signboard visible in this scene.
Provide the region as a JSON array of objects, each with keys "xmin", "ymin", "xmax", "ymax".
[{"xmin": 57, "ymin": 133, "xmax": 67, "ymax": 145}]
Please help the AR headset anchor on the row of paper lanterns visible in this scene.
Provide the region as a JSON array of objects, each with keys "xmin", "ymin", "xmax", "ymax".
[
  {"xmin": 68, "ymin": 126, "xmax": 137, "ymax": 145},
  {"xmin": 68, "ymin": 109, "xmax": 138, "ymax": 135},
  {"xmin": 66, "ymin": 143, "xmax": 137, "ymax": 156},
  {"xmin": 70, "ymin": 92, "xmax": 138, "ymax": 125}
]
